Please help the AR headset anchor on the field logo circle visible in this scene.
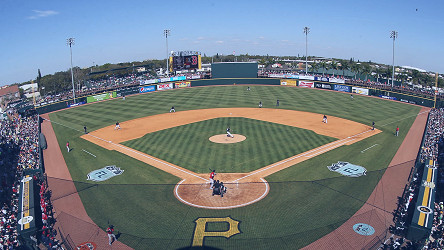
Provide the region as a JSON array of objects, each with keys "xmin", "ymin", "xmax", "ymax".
[
  {"xmin": 87, "ymin": 165, "xmax": 124, "ymax": 182},
  {"xmin": 327, "ymin": 161, "xmax": 367, "ymax": 177},
  {"xmin": 417, "ymin": 206, "xmax": 432, "ymax": 214},
  {"xmin": 353, "ymin": 223, "xmax": 375, "ymax": 236}
]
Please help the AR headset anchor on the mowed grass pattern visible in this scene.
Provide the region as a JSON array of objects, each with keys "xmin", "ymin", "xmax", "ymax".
[
  {"xmin": 122, "ymin": 117, "xmax": 336, "ymax": 173},
  {"xmin": 48, "ymin": 84, "xmax": 423, "ymax": 249}
]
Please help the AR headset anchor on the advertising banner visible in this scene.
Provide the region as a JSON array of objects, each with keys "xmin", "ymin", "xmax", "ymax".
[
  {"xmin": 334, "ymin": 84, "xmax": 351, "ymax": 93},
  {"xmin": 143, "ymin": 79, "xmax": 158, "ymax": 85},
  {"xmin": 299, "ymin": 81, "xmax": 314, "ymax": 88},
  {"xmin": 157, "ymin": 83, "xmax": 174, "ymax": 91},
  {"xmin": 67, "ymin": 101, "xmax": 85, "ymax": 108},
  {"xmin": 379, "ymin": 95, "xmax": 397, "ymax": 101},
  {"xmin": 269, "ymin": 73, "xmax": 285, "ymax": 78},
  {"xmin": 170, "ymin": 76, "xmax": 186, "ymax": 81},
  {"xmin": 299, "ymin": 75, "xmax": 315, "ymax": 80},
  {"xmin": 160, "ymin": 77, "xmax": 170, "ymax": 83},
  {"xmin": 175, "ymin": 81, "xmax": 191, "ymax": 88},
  {"xmin": 315, "ymin": 76, "xmax": 330, "ymax": 82},
  {"xmin": 117, "ymin": 87, "xmax": 139, "ymax": 97},
  {"xmin": 139, "ymin": 86, "xmax": 156, "ymax": 93},
  {"xmin": 87, "ymin": 92, "xmax": 117, "ymax": 103},
  {"xmin": 352, "ymin": 87, "xmax": 369, "ymax": 95},
  {"xmin": 280, "ymin": 79, "xmax": 297, "ymax": 86},
  {"xmin": 330, "ymin": 78, "xmax": 345, "ymax": 83},
  {"xmin": 285, "ymin": 74, "xmax": 299, "ymax": 79},
  {"xmin": 315, "ymin": 83, "xmax": 333, "ymax": 90}
]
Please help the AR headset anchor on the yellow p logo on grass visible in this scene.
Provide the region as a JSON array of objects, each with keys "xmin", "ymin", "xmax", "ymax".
[{"xmin": 192, "ymin": 217, "xmax": 241, "ymax": 247}]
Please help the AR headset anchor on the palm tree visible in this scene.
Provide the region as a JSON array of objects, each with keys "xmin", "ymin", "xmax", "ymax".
[
  {"xmin": 311, "ymin": 62, "xmax": 319, "ymax": 74},
  {"xmin": 338, "ymin": 59, "xmax": 349, "ymax": 77},
  {"xmin": 361, "ymin": 63, "xmax": 372, "ymax": 81},
  {"xmin": 319, "ymin": 61, "xmax": 327, "ymax": 76}
]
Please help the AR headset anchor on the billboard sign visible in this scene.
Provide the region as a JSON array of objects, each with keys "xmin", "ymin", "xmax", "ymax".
[
  {"xmin": 175, "ymin": 81, "xmax": 191, "ymax": 88},
  {"xmin": 139, "ymin": 86, "xmax": 156, "ymax": 93},
  {"xmin": 280, "ymin": 79, "xmax": 297, "ymax": 86},
  {"xmin": 315, "ymin": 83, "xmax": 333, "ymax": 90},
  {"xmin": 352, "ymin": 87, "xmax": 369, "ymax": 95},
  {"xmin": 157, "ymin": 83, "xmax": 174, "ymax": 91},
  {"xmin": 334, "ymin": 84, "xmax": 351, "ymax": 93},
  {"xmin": 87, "ymin": 92, "xmax": 117, "ymax": 103},
  {"xmin": 299, "ymin": 81, "xmax": 314, "ymax": 88},
  {"xmin": 299, "ymin": 75, "xmax": 315, "ymax": 80}
]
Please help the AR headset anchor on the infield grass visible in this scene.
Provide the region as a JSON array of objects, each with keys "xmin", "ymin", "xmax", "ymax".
[
  {"xmin": 48, "ymin": 84, "xmax": 422, "ymax": 249},
  {"xmin": 122, "ymin": 117, "xmax": 336, "ymax": 173}
]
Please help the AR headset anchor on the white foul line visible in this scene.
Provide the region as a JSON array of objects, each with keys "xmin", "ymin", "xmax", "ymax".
[
  {"xmin": 82, "ymin": 149, "xmax": 96, "ymax": 157},
  {"xmin": 43, "ymin": 117, "xmax": 206, "ymax": 181},
  {"xmin": 234, "ymin": 129, "xmax": 375, "ymax": 183},
  {"xmin": 361, "ymin": 144, "xmax": 379, "ymax": 153}
]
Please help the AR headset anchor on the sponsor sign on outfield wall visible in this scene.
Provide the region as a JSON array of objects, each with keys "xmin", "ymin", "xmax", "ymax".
[
  {"xmin": 334, "ymin": 84, "xmax": 351, "ymax": 93},
  {"xmin": 352, "ymin": 87, "xmax": 369, "ymax": 95},
  {"xmin": 176, "ymin": 81, "xmax": 191, "ymax": 88},
  {"xmin": 86, "ymin": 92, "xmax": 117, "ymax": 103},
  {"xmin": 139, "ymin": 86, "xmax": 156, "ymax": 93},
  {"xmin": 157, "ymin": 83, "xmax": 174, "ymax": 91},
  {"xmin": 315, "ymin": 83, "xmax": 333, "ymax": 89},
  {"xmin": 379, "ymin": 95, "xmax": 397, "ymax": 101},
  {"xmin": 280, "ymin": 79, "xmax": 297, "ymax": 86},
  {"xmin": 298, "ymin": 81, "xmax": 314, "ymax": 88}
]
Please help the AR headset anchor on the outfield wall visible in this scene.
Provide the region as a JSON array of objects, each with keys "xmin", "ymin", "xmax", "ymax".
[{"xmin": 35, "ymin": 78, "xmax": 439, "ymax": 114}]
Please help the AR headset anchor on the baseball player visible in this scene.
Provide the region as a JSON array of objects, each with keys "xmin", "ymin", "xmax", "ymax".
[
  {"xmin": 350, "ymin": 94, "xmax": 354, "ymax": 100},
  {"xmin": 107, "ymin": 225, "xmax": 117, "ymax": 245},
  {"xmin": 322, "ymin": 115, "xmax": 328, "ymax": 123},
  {"xmin": 115, "ymin": 121, "xmax": 121, "ymax": 130},
  {"xmin": 170, "ymin": 106, "xmax": 176, "ymax": 113},
  {"xmin": 247, "ymin": 86, "xmax": 250, "ymax": 91},
  {"xmin": 226, "ymin": 127, "xmax": 234, "ymax": 138},
  {"xmin": 276, "ymin": 99, "xmax": 279, "ymax": 107},
  {"xmin": 66, "ymin": 142, "xmax": 70, "ymax": 152},
  {"xmin": 84, "ymin": 125, "xmax": 87, "ymax": 134},
  {"xmin": 395, "ymin": 126, "xmax": 399, "ymax": 136},
  {"xmin": 209, "ymin": 170, "xmax": 216, "ymax": 189},
  {"xmin": 372, "ymin": 121, "xmax": 375, "ymax": 130},
  {"xmin": 259, "ymin": 101, "xmax": 262, "ymax": 108}
]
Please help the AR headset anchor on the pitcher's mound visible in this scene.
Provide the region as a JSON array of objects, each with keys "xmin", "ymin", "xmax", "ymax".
[{"xmin": 209, "ymin": 134, "xmax": 246, "ymax": 144}]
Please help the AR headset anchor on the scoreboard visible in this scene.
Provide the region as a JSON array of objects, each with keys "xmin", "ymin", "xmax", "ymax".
[{"xmin": 169, "ymin": 51, "xmax": 201, "ymax": 71}]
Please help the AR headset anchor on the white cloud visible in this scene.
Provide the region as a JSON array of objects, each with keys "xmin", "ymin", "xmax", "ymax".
[
  {"xmin": 215, "ymin": 41, "xmax": 224, "ymax": 44},
  {"xmin": 28, "ymin": 10, "xmax": 59, "ymax": 19}
]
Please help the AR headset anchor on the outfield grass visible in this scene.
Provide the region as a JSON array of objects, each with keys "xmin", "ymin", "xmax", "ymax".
[
  {"xmin": 48, "ymin": 85, "xmax": 422, "ymax": 249},
  {"xmin": 122, "ymin": 117, "xmax": 336, "ymax": 173}
]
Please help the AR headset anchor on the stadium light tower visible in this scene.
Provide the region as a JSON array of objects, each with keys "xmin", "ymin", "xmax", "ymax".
[
  {"xmin": 66, "ymin": 37, "xmax": 76, "ymax": 103},
  {"xmin": 164, "ymin": 29, "xmax": 171, "ymax": 76},
  {"xmin": 304, "ymin": 27, "xmax": 310, "ymax": 75},
  {"xmin": 390, "ymin": 30, "xmax": 398, "ymax": 88}
]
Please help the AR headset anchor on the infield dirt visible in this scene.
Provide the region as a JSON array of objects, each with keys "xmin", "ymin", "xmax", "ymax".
[{"xmin": 81, "ymin": 108, "xmax": 380, "ymax": 209}]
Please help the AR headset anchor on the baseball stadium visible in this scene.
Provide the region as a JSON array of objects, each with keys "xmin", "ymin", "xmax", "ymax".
[{"xmin": 12, "ymin": 59, "xmax": 438, "ymax": 250}]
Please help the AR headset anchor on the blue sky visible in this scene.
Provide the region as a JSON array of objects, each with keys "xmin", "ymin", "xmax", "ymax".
[{"xmin": 1, "ymin": 0, "xmax": 443, "ymax": 86}]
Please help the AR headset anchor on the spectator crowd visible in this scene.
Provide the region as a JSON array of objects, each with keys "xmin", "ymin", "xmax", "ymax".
[{"xmin": 0, "ymin": 110, "xmax": 58, "ymax": 249}]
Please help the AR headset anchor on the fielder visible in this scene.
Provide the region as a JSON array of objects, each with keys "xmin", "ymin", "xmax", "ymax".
[
  {"xmin": 322, "ymin": 115, "xmax": 328, "ymax": 123},
  {"xmin": 107, "ymin": 225, "xmax": 117, "ymax": 245},
  {"xmin": 226, "ymin": 127, "xmax": 234, "ymax": 138},
  {"xmin": 170, "ymin": 106, "xmax": 176, "ymax": 113},
  {"xmin": 115, "ymin": 121, "xmax": 121, "ymax": 130}
]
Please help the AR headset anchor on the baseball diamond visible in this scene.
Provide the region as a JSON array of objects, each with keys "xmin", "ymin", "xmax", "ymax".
[{"xmin": 42, "ymin": 84, "xmax": 426, "ymax": 249}]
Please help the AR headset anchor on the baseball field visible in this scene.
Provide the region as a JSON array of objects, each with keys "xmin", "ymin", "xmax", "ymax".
[{"xmin": 42, "ymin": 84, "xmax": 426, "ymax": 249}]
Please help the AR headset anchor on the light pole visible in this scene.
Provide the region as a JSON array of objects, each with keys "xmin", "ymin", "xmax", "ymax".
[
  {"xmin": 67, "ymin": 38, "xmax": 76, "ymax": 103},
  {"xmin": 304, "ymin": 27, "xmax": 310, "ymax": 75},
  {"xmin": 390, "ymin": 30, "xmax": 398, "ymax": 88},
  {"xmin": 164, "ymin": 29, "xmax": 171, "ymax": 76}
]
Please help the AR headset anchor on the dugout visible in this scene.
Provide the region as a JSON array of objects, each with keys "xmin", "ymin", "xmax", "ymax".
[{"xmin": 211, "ymin": 62, "xmax": 258, "ymax": 78}]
